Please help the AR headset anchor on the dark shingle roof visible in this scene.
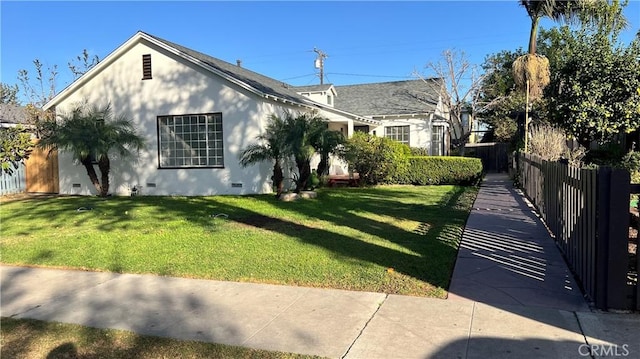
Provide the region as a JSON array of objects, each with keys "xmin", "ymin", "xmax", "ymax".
[
  {"xmin": 333, "ymin": 79, "xmax": 442, "ymax": 116},
  {"xmin": 144, "ymin": 33, "xmax": 316, "ymax": 105},
  {"xmin": 0, "ymin": 104, "xmax": 28, "ymax": 124}
]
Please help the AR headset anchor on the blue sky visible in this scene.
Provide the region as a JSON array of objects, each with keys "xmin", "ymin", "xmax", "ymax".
[{"xmin": 2, "ymin": 1, "xmax": 639, "ymax": 102}]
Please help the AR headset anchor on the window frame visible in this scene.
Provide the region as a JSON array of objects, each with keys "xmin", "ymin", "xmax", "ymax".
[
  {"xmin": 156, "ymin": 112, "xmax": 225, "ymax": 169},
  {"xmin": 431, "ymin": 125, "xmax": 445, "ymax": 156},
  {"xmin": 384, "ymin": 125, "xmax": 410, "ymax": 146}
]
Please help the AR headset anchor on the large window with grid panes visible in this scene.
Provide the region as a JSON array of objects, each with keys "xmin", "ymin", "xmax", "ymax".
[
  {"xmin": 384, "ymin": 125, "xmax": 410, "ymax": 145},
  {"xmin": 157, "ymin": 113, "xmax": 224, "ymax": 168}
]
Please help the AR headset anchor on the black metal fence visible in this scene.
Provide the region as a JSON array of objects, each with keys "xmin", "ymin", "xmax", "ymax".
[{"xmin": 518, "ymin": 153, "xmax": 636, "ymax": 310}]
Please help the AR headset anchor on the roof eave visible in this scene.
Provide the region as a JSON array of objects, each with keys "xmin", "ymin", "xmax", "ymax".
[{"xmin": 372, "ymin": 112, "xmax": 432, "ymax": 120}]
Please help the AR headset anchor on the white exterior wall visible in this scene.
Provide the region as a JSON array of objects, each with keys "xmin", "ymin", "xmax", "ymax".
[
  {"xmin": 299, "ymin": 89, "xmax": 335, "ymax": 107},
  {"xmin": 53, "ymin": 39, "xmax": 301, "ymax": 196},
  {"xmin": 371, "ymin": 117, "xmax": 432, "ymax": 149}
]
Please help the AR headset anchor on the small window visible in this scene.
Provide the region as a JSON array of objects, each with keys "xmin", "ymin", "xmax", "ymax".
[
  {"xmin": 384, "ymin": 125, "xmax": 410, "ymax": 145},
  {"xmin": 142, "ymin": 54, "xmax": 152, "ymax": 80},
  {"xmin": 327, "ymin": 95, "xmax": 332, "ymax": 105}
]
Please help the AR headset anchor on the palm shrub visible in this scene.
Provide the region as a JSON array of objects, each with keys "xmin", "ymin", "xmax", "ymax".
[
  {"xmin": 38, "ymin": 103, "xmax": 145, "ymax": 197},
  {"xmin": 282, "ymin": 111, "xmax": 339, "ymax": 192},
  {"xmin": 240, "ymin": 111, "xmax": 342, "ymax": 194},
  {"xmin": 239, "ymin": 114, "xmax": 288, "ymax": 197},
  {"xmin": 313, "ymin": 128, "xmax": 344, "ymax": 178}
]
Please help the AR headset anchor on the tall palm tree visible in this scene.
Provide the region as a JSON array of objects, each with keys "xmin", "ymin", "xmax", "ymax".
[
  {"xmin": 239, "ymin": 114, "xmax": 288, "ymax": 197},
  {"xmin": 514, "ymin": 0, "xmax": 598, "ymax": 99},
  {"xmin": 39, "ymin": 103, "xmax": 145, "ymax": 197},
  {"xmin": 513, "ymin": 0, "xmax": 622, "ymax": 150}
]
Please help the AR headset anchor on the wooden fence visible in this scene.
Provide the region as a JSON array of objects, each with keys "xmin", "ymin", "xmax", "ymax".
[
  {"xmin": 464, "ymin": 142, "xmax": 509, "ymax": 173},
  {"xmin": 518, "ymin": 153, "xmax": 636, "ymax": 310}
]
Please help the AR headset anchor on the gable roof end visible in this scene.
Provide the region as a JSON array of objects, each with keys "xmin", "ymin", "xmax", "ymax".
[{"xmin": 44, "ymin": 31, "xmax": 379, "ymax": 125}]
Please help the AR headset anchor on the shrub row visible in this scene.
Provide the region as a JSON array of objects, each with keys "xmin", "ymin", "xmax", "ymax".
[
  {"xmin": 341, "ymin": 133, "xmax": 483, "ymax": 186},
  {"xmin": 397, "ymin": 156, "xmax": 483, "ymax": 186}
]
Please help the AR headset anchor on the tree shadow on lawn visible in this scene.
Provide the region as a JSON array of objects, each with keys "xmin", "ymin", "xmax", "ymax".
[
  {"xmin": 180, "ymin": 185, "xmax": 476, "ymax": 293},
  {"xmin": 1, "ymin": 186, "xmax": 475, "ymax": 294},
  {"xmin": 0, "ymin": 195, "xmax": 149, "ymax": 236}
]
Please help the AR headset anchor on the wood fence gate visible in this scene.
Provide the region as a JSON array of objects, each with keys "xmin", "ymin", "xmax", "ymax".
[
  {"xmin": 25, "ymin": 147, "xmax": 59, "ymax": 193},
  {"xmin": 464, "ymin": 142, "xmax": 509, "ymax": 173}
]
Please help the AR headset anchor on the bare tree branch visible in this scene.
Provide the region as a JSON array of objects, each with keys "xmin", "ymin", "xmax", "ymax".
[{"xmin": 414, "ymin": 49, "xmax": 486, "ymax": 152}]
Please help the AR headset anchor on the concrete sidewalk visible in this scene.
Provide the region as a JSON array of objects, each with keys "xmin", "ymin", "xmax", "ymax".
[
  {"xmin": 449, "ymin": 173, "xmax": 590, "ymax": 311},
  {"xmin": 2, "ymin": 174, "xmax": 640, "ymax": 358}
]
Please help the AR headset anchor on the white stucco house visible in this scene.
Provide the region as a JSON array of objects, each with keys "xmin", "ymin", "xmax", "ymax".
[{"xmin": 44, "ymin": 31, "xmax": 450, "ymax": 196}]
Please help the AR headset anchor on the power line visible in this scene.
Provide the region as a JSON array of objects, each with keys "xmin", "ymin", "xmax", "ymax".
[
  {"xmin": 281, "ymin": 73, "xmax": 317, "ymax": 81},
  {"xmin": 326, "ymin": 72, "xmax": 413, "ymax": 79}
]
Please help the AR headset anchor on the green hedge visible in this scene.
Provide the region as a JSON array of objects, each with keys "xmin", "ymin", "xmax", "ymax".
[{"xmin": 398, "ymin": 156, "xmax": 483, "ymax": 185}]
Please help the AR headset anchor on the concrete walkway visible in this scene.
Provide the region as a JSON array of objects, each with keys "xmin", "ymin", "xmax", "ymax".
[{"xmin": 2, "ymin": 174, "xmax": 640, "ymax": 358}]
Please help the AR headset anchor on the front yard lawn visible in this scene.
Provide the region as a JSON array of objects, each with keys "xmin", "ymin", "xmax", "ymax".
[{"xmin": 0, "ymin": 185, "xmax": 477, "ymax": 297}]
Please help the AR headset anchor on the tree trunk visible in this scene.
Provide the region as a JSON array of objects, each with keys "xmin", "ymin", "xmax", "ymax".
[
  {"xmin": 80, "ymin": 157, "xmax": 102, "ymax": 195},
  {"xmin": 97, "ymin": 155, "xmax": 110, "ymax": 197},
  {"xmin": 294, "ymin": 158, "xmax": 311, "ymax": 193},
  {"xmin": 273, "ymin": 162, "xmax": 284, "ymax": 197},
  {"xmin": 529, "ymin": 16, "xmax": 540, "ymax": 54},
  {"xmin": 317, "ymin": 153, "xmax": 329, "ymax": 177}
]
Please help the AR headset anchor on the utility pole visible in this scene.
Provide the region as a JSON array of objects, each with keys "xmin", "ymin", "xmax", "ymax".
[{"xmin": 313, "ymin": 48, "xmax": 328, "ymax": 85}]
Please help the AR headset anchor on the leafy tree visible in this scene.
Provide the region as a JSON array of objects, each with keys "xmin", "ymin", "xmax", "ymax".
[
  {"xmin": 478, "ymin": 48, "xmax": 550, "ymax": 144},
  {"xmin": 38, "ymin": 104, "xmax": 145, "ymax": 197},
  {"xmin": 512, "ymin": 0, "xmax": 626, "ymax": 125},
  {"xmin": 0, "ymin": 83, "xmax": 20, "ymax": 105},
  {"xmin": 341, "ymin": 132, "xmax": 411, "ymax": 185},
  {"xmin": 239, "ymin": 114, "xmax": 288, "ymax": 197},
  {"xmin": 478, "ymin": 49, "xmax": 526, "ymax": 143},
  {"xmin": 0, "ymin": 126, "xmax": 33, "ymax": 175},
  {"xmin": 544, "ymin": 26, "xmax": 640, "ymax": 146}
]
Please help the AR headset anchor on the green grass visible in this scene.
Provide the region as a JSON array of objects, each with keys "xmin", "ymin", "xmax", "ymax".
[
  {"xmin": 0, "ymin": 185, "xmax": 477, "ymax": 297},
  {"xmin": 0, "ymin": 317, "xmax": 322, "ymax": 359}
]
